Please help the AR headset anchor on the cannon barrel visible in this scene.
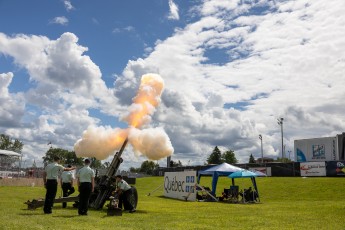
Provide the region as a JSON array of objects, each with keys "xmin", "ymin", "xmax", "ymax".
[
  {"xmin": 106, "ymin": 138, "xmax": 128, "ymax": 177},
  {"xmin": 89, "ymin": 138, "xmax": 128, "ymax": 209}
]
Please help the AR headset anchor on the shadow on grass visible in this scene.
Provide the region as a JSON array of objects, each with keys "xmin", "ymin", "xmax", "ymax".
[
  {"xmin": 155, "ymin": 195, "xmax": 193, "ymax": 202},
  {"xmin": 100, "ymin": 209, "xmax": 147, "ymax": 218},
  {"xmin": 52, "ymin": 214, "xmax": 78, "ymax": 218},
  {"xmin": 218, "ymin": 200, "xmax": 263, "ymax": 205},
  {"xmin": 155, "ymin": 195, "xmax": 264, "ymax": 205},
  {"xmin": 19, "ymin": 211, "xmax": 78, "ymax": 218},
  {"xmin": 19, "ymin": 212, "xmax": 46, "ymax": 216},
  {"xmin": 155, "ymin": 195, "xmax": 221, "ymax": 203}
]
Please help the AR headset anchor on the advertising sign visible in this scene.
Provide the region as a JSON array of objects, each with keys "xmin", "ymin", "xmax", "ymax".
[
  {"xmin": 300, "ymin": 162, "xmax": 326, "ymax": 176},
  {"xmin": 164, "ymin": 171, "xmax": 197, "ymax": 201},
  {"xmin": 294, "ymin": 137, "xmax": 337, "ymax": 162},
  {"xmin": 326, "ymin": 161, "xmax": 345, "ymax": 176}
]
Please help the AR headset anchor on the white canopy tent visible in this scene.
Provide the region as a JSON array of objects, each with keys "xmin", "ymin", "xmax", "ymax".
[
  {"xmin": 0, "ymin": 149, "xmax": 21, "ymax": 157},
  {"xmin": 0, "ymin": 149, "xmax": 21, "ymax": 169}
]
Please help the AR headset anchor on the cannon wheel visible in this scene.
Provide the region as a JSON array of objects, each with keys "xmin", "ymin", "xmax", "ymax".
[{"xmin": 129, "ymin": 186, "xmax": 138, "ymax": 209}]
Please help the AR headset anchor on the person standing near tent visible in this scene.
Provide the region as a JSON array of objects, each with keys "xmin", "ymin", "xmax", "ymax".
[
  {"xmin": 60, "ymin": 165, "xmax": 75, "ymax": 208},
  {"xmin": 43, "ymin": 156, "xmax": 76, "ymax": 214},
  {"xmin": 77, "ymin": 158, "xmax": 95, "ymax": 215}
]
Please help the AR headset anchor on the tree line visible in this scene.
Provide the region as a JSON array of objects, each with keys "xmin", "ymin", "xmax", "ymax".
[{"xmin": 2, "ymin": 133, "xmax": 265, "ymax": 174}]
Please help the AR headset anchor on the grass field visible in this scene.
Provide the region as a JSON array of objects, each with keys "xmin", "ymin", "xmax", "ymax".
[{"xmin": 0, "ymin": 176, "xmax": 344, "ymax": 230}]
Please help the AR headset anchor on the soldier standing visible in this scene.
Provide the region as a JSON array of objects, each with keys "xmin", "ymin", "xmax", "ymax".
[
  {"xmin": 43, "ymin": 156, "xmax": 76, "ymax": 214},
  {"xmin": 77, "ymin": 158, "xmax": 95, "ymax": 215}
]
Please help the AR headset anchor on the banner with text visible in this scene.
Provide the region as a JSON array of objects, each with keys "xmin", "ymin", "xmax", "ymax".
[
  {"xmin": 300, "ymin": 162, "xmax": 326, "ymax": 176},
  {"xmin": 164, "ymin": 171, "xmax": 197, "ymax": 201}
]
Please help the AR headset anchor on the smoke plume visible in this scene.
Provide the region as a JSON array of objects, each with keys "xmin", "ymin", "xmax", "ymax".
[
  {"xmin": 74, "ymin": 73, "xmax": 174, "ymax": 161},
  {"xmin": 122, "ymin": 73, "xmax": 164, "ymax": 128},
  {"xmin": 129, "ymin": 127, "xmax": 174, "ymax": 160}
]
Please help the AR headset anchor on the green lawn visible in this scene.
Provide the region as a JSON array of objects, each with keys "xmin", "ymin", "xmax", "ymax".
[{"xmin": 0, "ymin": 176, "xmax": 344, "ymax": 230}]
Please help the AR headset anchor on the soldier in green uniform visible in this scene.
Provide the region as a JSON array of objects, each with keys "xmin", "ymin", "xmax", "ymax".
[
  {"xmin": 115, "ymin": 175, "xmax": 136, "ymax": 213},
  {"xmin": 77, "ymin": 158, "xmax": 95, "ymax": 215},
  {"xmin": 43, "ymin": 156, "xmax": 75, "ymax": 214}
]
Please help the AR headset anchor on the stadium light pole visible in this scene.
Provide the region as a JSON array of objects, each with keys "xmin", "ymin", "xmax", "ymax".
[
  {"xmin": 277, "ymin": 117, "xmax": 284, "ymax": 162},
  {"xmin": 259, "ymin": 134, "xmax": 263, "ymax": 163},
  {"xmin": 288, "ymin": 150, "xmax": 292, "ymax": 161}
]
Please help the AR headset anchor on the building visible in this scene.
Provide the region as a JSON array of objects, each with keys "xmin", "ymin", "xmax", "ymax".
[
  {"xmin": 255, "ymin": 157, "xmax": 274, "ymax": 163},
  {"xmin": 294, "ymin": 132, "xmax": 345, "ymax": 162}
]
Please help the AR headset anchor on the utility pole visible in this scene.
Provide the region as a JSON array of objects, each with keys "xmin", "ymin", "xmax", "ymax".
[
  {"xmin": 277, "ymin": 118, "xmax": 284, "ymax": 162},
  {"xmin": 167, "ymin": 156, "xmax": 171, "ymax": 168},
  {"xmin": 259, "ymin": 134, "xmax": 263, "ymax": 163}
]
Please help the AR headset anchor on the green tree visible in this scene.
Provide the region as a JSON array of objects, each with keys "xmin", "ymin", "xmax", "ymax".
[
  {"xmin": 207, "ymin": 146, "xmax": 222, "ymax": 164},
  {"xmin": 42, "ymin": 148, "xmax": 104, "ymax": 168},
  {"xmin": 0, "ymin": 134, "xmax": 24, "ymax": 153},
  {"xmin": 90, "ymin": 157, "xmax": 102, "ymax": 169},
  {"xmin": 275, "ymin": 157, "xmax": 291, "ymax": 163},
  {"xmin": 169, "ymin": 160, "xmax": 183, "ymax": 167},
  {"xmin": 249, "ymin": 154, "xmax": 256, "ymax": 163},
  {"xmin": 222, "ymin": 149, "xmax": 238, "ymax": 164},
  {"xmin": 129, "ymin": 167, "xmax": 140, "ymax": 173},
  {"xmin": 140, "ymin": 160, "xmax": 159, "ymax": 175},
  {"xmin": 42, "ymin": 148, "xmax": 83, "ymax": 166}
]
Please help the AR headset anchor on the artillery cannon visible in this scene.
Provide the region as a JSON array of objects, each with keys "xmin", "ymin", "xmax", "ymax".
[
  {"xmin": 25, "ymin": 138, "xmax": 138, "ymax": 212},
  {"xmin": 89, "ymin": 138, "xmax": 138, "ymax": 210}
]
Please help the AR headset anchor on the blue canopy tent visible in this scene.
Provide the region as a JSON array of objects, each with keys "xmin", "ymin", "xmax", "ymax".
[
  {"xmin": 197, "ymin": 163, "xmax": 244, "ymax": 195},
  {"xmin": 228, "ymin": 170, "xmax": 267, "ymax": 202}
]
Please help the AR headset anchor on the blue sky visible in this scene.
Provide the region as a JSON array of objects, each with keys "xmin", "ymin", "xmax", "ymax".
[{"xmin": 1, "ymin": 0, "xmax": 345, "ymax": 169}]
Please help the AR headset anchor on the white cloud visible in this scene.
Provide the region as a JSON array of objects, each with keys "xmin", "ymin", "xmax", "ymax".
[
  {"xmin": 0, "ymin": 72, "xmax": 25, "ymax": 128},
  {"xmin": 64, "ymin": 0, "xmax": 74, "ymax": 11},
  {"xmin": 167, "ymin": 0, "xmax": 180, "ymax": 20},
  {"xmin": 50, "ymin": 16, "xmax": 69, "ymax": 25},
  {"xmin": 112, "ymin": 26, "xmax": 135, "ymax": 34},
  {"xmin": 0, "ymin": 32, "xmax": 120, "ymax": 166},
  {"xmin": 113, "ymin": 0, "xmax": 345, "ymax": 163}
]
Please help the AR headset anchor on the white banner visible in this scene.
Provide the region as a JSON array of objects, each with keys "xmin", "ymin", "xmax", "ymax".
[
  {"xmin": 249, "ymin": 167, "xmax": 271, "ymax": 176},
  {"xmin": 164, "ymin": 171, "xmax": 197, "ymax": 201},
  {"xmin": 300, "ymin": 162, "xmax": 326, "ymax": 176}
]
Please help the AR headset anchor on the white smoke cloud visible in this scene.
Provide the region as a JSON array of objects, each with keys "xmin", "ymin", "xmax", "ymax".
[
  {"xmin": 74, "ymin": 126, "xmax": 128, "ymax": 160},
  {"xmin": 128, "ymin": 127, "xmax": 174, "ymax": 160},
  {"xmin": 74, "ymin": 73, "xmax": 174, "ymax": 161}
]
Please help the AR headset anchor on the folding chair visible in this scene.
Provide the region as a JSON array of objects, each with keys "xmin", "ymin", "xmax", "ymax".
[{"xmin": 229, "ymin": 185, "xmax": 239, "ymax": 203}]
